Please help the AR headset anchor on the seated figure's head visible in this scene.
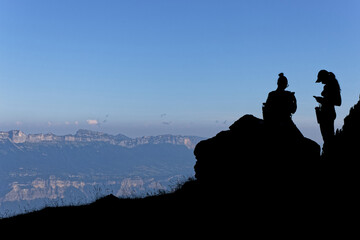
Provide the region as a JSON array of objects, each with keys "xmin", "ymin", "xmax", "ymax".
[{"xmin": 277, "ymin": 73, "xmax": 288, "ymax": 90}]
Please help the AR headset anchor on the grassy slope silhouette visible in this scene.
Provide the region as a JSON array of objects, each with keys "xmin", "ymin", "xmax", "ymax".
[{"xmin": 1, "ymin": 99, "xmax": 360, "ymax": 232}]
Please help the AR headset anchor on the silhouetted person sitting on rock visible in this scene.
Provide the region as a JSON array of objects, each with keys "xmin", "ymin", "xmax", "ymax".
[
  {"xmin": 263, "ymin": 73, "xmax": 297, "ymax": 123},
  {"xmin": 314, "ymin": 70, "xmax": 341, "ymax": 146},
  {"xmin": 263, "ymin": 73, "xmax": 302, "ymax": 138}
]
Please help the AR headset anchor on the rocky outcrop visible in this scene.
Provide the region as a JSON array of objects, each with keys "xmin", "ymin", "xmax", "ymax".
[
  {"xmin": 7, "ymin": 130, "xmax": 27, "ymax": 143},
  {"xmin": 324, "ymin": 98, "xmax": 360, "ymax": 179},
  {"xmin": 194, "ymin": 115, "xmax": 320, "ymax": 193}
]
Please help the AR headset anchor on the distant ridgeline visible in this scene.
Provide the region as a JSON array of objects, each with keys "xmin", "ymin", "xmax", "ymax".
[{"xmin": 0, "ymin": 129, "xmax": 201, "ymax": 149}]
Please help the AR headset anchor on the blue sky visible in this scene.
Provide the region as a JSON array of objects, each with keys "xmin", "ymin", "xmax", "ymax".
[{"xmin": 0, "ymin": 0, "xmax": 359, "ymax": 143}]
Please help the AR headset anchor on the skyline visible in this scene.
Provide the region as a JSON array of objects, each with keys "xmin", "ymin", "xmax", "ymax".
[{"xmin": 1, "ymin": 0, "xmax": 360, "ymax": 144}]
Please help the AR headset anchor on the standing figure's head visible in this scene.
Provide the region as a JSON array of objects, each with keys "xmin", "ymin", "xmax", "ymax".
[
  {"xmin": 277, "ymin": 73, "xmax": 288, "ymax": 90},
  {"xmin": 316, "ymin": 69, "xmax": 329, "ymax": 84}
]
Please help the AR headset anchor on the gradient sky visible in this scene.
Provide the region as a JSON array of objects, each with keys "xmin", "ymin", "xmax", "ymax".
[{"xmin": 0, "ymin": 0, "xmax": 359, "ymax": 144}]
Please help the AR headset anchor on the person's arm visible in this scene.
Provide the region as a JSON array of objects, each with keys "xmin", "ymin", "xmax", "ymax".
[{"xmin": 313, "ymin": 96, "xmax": 324, "ymax": 104}]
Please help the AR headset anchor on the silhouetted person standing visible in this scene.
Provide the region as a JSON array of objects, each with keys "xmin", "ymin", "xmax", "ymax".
[
  {"xmin": 314, "ymin": 70, "xmax": 341, "ymax": 146},
  {"xmin": 264, "ymin": 73, "xmax": 297, "ymax": 124}
]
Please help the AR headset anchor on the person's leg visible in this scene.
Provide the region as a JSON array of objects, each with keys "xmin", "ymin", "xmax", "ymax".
[
  {"xmin": 320, "ymin": 119, "xmax": 335, "ymax": 153},
  {"xmin": 320, "ymin": 120, "xmax": 334, "ymax": 142}
]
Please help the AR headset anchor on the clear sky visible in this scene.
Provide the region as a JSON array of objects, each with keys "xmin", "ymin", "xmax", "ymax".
[{"xmin": 0, "ymin": 0, "xmax": 359, "ymax": 144}]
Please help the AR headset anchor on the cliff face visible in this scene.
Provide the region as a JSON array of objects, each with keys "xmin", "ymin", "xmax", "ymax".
[
  {"xmin": 0, "ymin": 129, "xmax": 202, "ymax": 150},
  {"xmin": 6, "ymin": 130, "xmax": 27, "ymax": 143},
  {"xmin": 194, "ymin": 115, "xmax": 320, "ymax": 194}
]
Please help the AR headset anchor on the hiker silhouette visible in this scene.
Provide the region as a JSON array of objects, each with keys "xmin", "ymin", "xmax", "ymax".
[
  {"xmin": 314, "ymin": 70, "xmax": 341, "ymax": 145},
  {"xmin": 263, "ymin": 73, "xmax": 297, "ymax": 123}
]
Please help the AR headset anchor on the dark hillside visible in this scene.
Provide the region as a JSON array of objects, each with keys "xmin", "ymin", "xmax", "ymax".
[
  {"xmin": 322, "ymin": 98, "xmax": 360, "ymax": 188},
  {"xmin": 328, "ymin": 98, "xmax": 360, "ymax": 161}
]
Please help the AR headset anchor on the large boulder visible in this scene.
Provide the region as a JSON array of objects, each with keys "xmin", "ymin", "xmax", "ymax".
[{"xmin": 194, "ymin": 115, "xmax": 320, "ymax": 194}]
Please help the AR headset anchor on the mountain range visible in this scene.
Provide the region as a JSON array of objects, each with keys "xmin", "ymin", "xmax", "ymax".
[
  {"xmin": 0, "ymin": 129, "xmax": 200, "ymax": 149},
  {"xmin": 0, "ymin": 129, "xmax": 203, "ymax": 217}
]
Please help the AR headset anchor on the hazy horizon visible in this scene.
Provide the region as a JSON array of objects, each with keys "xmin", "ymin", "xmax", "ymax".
[{"xmin": 0, "ymin": 120, "xmax": 326, "ymax": 146}]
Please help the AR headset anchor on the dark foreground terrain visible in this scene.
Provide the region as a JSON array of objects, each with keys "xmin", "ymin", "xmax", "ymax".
[{"xmin": 0, "ymin": 177, "xmax": 357, "ymax": 236}]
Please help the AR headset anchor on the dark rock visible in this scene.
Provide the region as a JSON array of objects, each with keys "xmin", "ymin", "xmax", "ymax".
[
  {"xmin": 194, "ymin": 114, "xmax": 320, "ymax": 194},
  {"xmin": 324, "ymin": 98, "xmax": 360, "ymax": 187}
]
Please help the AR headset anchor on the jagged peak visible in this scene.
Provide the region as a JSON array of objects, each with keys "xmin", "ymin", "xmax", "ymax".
[
  {"xmin": 8, "ymin": 130, "xmax": 26, "ymax": 136},
  {"xmin": 6, "ymin": 130, "xmax": 27, "ymax": 143}
]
